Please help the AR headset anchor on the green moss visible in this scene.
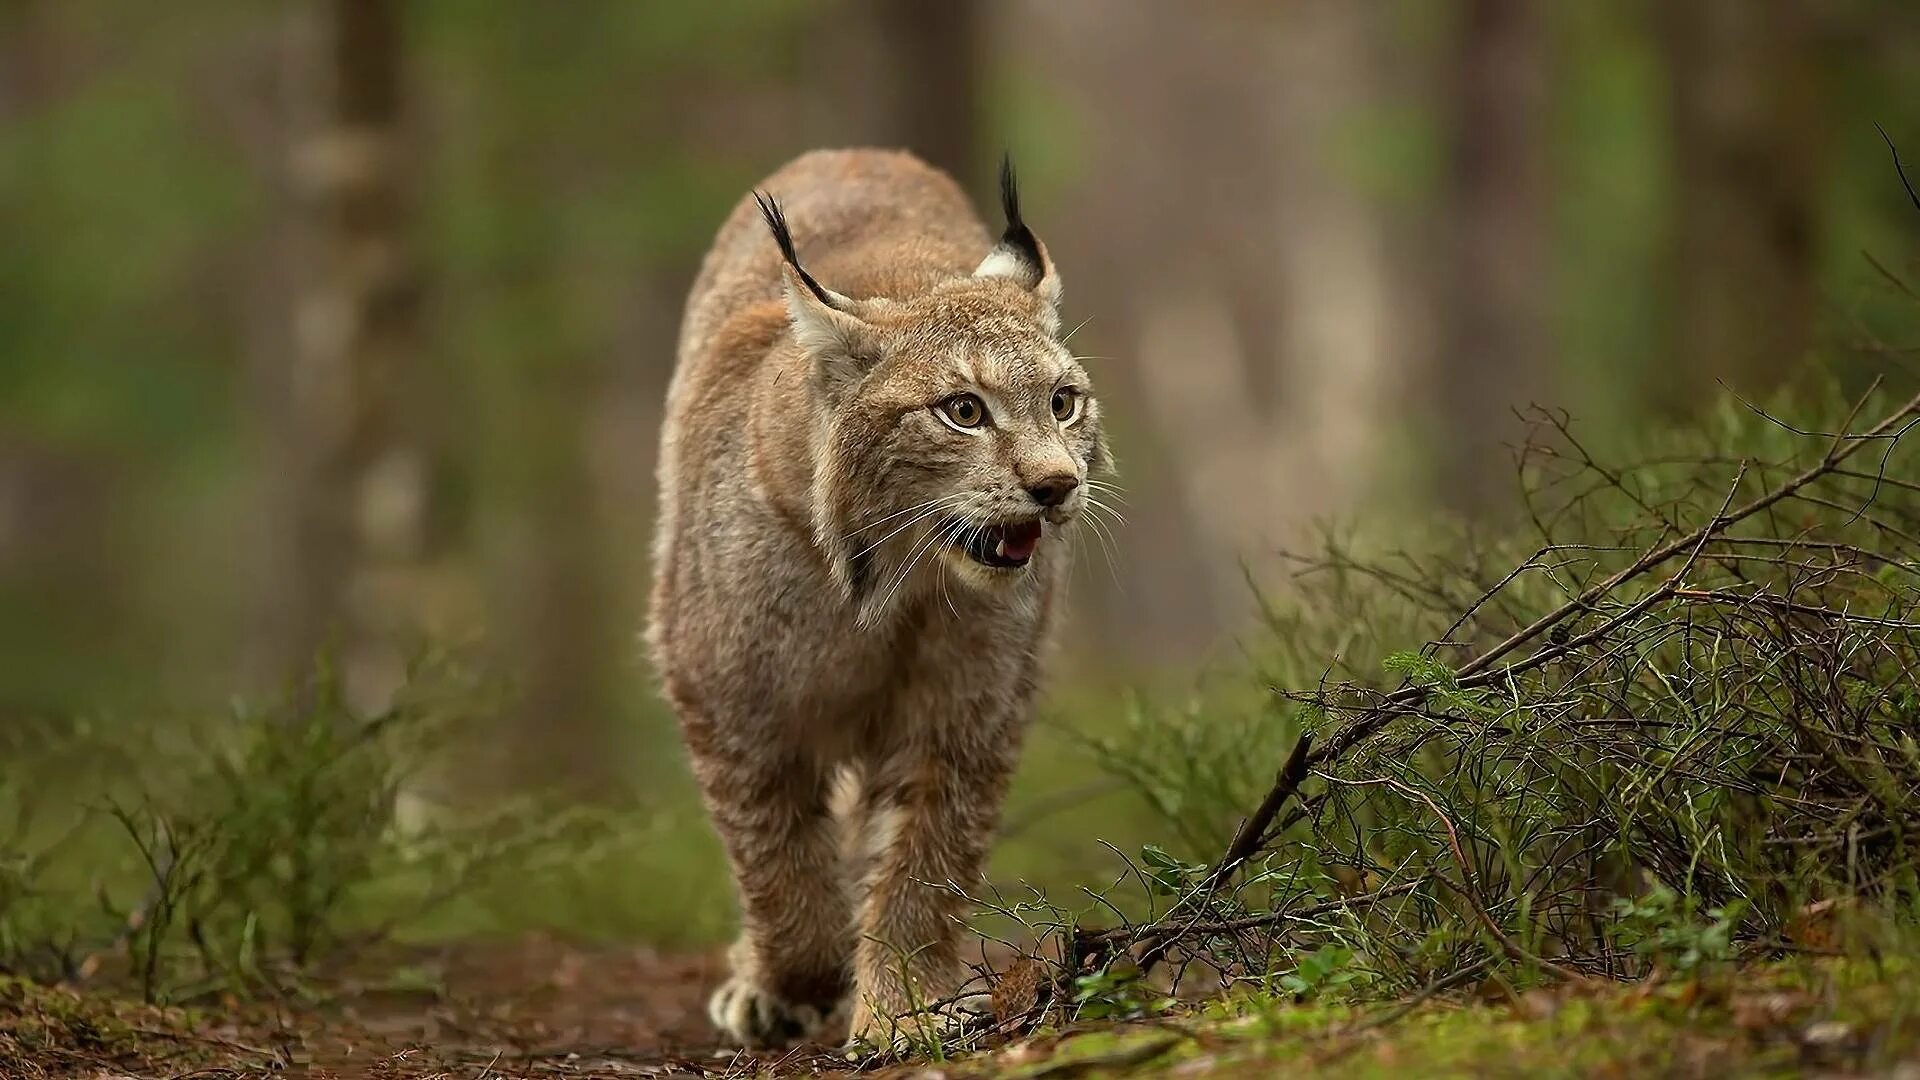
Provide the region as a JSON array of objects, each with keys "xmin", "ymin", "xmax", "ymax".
[
  {"xmin": 0, "ymin": 975, "xmax": 222, "ymax": 1077},
  {"xmin": 951, "ymin": 961, "xmax": 1920, "ymax": 1080}
]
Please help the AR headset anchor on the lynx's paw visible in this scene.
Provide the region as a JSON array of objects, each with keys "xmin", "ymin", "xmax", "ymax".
[
  {"xmin": 708, "ymin": 976, "xmax": 831, "ymax": 1047},
  {"xmin": 844, "ymin": 992, "xmax": 995, "ymax": 1059}
]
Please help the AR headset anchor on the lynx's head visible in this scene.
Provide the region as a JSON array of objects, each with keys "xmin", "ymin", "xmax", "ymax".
[{"xmin": 756, "ymin": 158, "xmax": 1111, "ymax": 622}]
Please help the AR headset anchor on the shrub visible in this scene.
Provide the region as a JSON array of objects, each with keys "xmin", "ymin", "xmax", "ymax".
[
  {"xmin": 1061, "ymin": 380, "xmax": 1920, "ymax": 1013},
  {"xmin": 0, "ymin": 649, "xmax": 610, "ymax": 1002}
]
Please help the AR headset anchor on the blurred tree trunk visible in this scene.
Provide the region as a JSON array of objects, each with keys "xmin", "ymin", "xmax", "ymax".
[
  {"xmin": 866, "ymin": 0, "xmax": 980, "ymax": 185},
  {"xmin": 489, "ymin": 251, "xmax": 616, "ymax": 793},
  {"xmin": 1026, "ymin": 0, "xmax": 1404, "ymax": 654},
  {"xmin": 281, "ymin": 0, "xmax": 426, "ymax": 712},
  {"xmin": 504, "ymin": 381, "xmax": 616, "ymax": 793},
  {"xmin": 460, "ymin": 19, "xmax": 626, "ymax": 796},
  {"xmin": 1437, "ymin": 0, "xmax": 1549, "ymax": 509},
  {"xmin": 812, "ymin": 1, "xmax": 979, "ymax": 187},
  {"xmin": 1661, "ymin": 0, "xmax": 1826, "ymax": 409},
  {"xmin": 1262, "ymin": 0, "xmax": 1398, "ymax": 527},
  {"xmin": 0, "ymin": 0, "xmax": 50, "ymax": 120}
]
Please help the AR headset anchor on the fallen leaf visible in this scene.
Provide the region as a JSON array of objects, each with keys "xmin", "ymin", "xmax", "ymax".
[{"xmin": 993, "ymin": 955, "xmax": 1049, "ymax": 1025}]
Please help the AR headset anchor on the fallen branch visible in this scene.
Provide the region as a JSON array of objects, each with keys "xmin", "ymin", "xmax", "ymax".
[{"xmin": 1206, "ymin": 732, "xmax": 1312, "ymax": 893}]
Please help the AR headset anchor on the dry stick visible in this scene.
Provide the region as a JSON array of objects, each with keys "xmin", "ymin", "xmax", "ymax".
[
  {"xmin": 1878, "ymin": 122, "xmax": 1920, "ymax": 214},
  {"xmin": 1709, "ymin": 536, "xmax": 1918, "ymax": 572},
  {"xmin": 1832, "ymin": 466, "xmax": 1920, "ymax": 498},
  {"xmin": 1671, "ymin": 588, "xmax": 1920, "ymax": 631},
  {"xmin": 1209, "ymin": 733, "xmax": 1313, "ymax": 889},
  {"xmin": 1119, "ymin": 734, "xmax": 1313, "ymax": 977}
]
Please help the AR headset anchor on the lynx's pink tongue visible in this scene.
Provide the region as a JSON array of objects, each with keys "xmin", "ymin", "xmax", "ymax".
[{"xmin": 996, "ymin": 520, "xmax": 1043, "ymax": 562}]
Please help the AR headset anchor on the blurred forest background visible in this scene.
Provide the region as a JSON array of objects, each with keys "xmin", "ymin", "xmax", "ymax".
[{"xmin": 5, "ymin": 0, "xmax": 1920, "ymax": 797}]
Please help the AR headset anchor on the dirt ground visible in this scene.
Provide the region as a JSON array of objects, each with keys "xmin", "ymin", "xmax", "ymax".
[
  {"xmin": 3, "ymin": 939, "xmax": 868, "ymax": 1079},
  {"xmin": 300, "ymin": 938, "xmax": 743, "ymax": 1077}
]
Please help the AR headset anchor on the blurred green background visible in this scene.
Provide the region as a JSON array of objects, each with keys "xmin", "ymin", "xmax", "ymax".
[{"xmin": 3, "ymin": 0, "xmax": 1919, "ymax": 836}]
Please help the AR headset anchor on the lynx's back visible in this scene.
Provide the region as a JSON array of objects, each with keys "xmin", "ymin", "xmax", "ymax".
[{"xmin": 676, "ymin": 150, "xmax": 992, "ymax": 370}]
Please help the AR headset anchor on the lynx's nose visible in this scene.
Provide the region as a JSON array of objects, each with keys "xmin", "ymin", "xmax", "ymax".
[{"xmin": 1026, "ymin": 474, "xmax": 1079, "ymax": 507}]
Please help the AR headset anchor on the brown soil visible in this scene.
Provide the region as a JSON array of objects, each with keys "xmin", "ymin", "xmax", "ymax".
[
  {"xmin": 300, "ymin": 937, "xmax": 733, "ymax": 1077},
  {"xmin": 3, "ymin": 938, "xmax": 866, "ymax": 1079}
]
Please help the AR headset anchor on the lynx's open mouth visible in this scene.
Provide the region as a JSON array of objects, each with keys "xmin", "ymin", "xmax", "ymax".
[{"xmin": 948, "ymin": 518, "xmax": 1044, "ymax": 569}]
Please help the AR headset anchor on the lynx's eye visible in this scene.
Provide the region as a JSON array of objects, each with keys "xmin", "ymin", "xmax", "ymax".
[
  {"xmin": 938, "ymin": 393, "xmax": 988, "ymax": 430},
  {"xmin": 1051, "ymin": 387, "xmax": 1082, "ymax": 424}
]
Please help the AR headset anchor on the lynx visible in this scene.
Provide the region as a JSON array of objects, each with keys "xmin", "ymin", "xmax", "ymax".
[{"xmin": 646, "ymin": 148, "xmax": 1109, "ymax": 1049}]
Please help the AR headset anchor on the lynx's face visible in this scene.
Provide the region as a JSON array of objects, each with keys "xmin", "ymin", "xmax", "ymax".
[
  {"xmin": 755, "ymin": 163, "xmax": 1111, "ymax": 616},
  {"xmin": 843, "ymin": 285, "xmax": 1106, "ymax": 592}
]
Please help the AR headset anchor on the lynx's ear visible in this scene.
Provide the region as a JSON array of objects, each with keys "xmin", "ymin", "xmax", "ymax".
[
  {"xmin": 755, "ymin": 192, "xmax": 880, "ymax": 398},
  {"xmin": 974, "ymin": 155, "xmax": 1062, "ymax": 323}
]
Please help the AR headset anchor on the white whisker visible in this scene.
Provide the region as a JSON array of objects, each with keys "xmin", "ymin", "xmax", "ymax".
[
  {"xmin": 844, "ymin": 492, "xmax": 970, "ymax": 541},
  {"xmin": 1083, "ymin": 496, "xmax": 1128, "ymax": 529},
  {"xmin": 1083, "ymin": 478, "xmax": 1130, "ymax": 505},
  {"xmin": 1077, "ymin": 512, "xmax": 1123, "ymax": 590},
  {"xmin": 877, "ymin": 518, "xmax": 955, "ymax": 616},
  {"xmin": 874, "ymin": 492, "xmax": 986, "ymax": 617},
  {"xmin": 937, "ymin": 520, "xmax": 963, "ymax": 618},
  {"xmin": 852, "ymin": 496, "xmax": 970, "ymax": 560}
]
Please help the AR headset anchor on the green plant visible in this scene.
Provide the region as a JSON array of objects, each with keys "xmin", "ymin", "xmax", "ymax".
[
  {"xmin": 1139, "ymin": 844, "xmax": 1210, "ymax": 900},
  {"xmin": 1274, "ymin": 944, "xmax": 1370, "ymax": 999},
  {"xmin": 1609, "ymin": 881, "xmax": 1746, "ymax": 973},
  {"xmin": 0, "ymin": 647, "xmax": 624, "ymax": 1003},
  {"xmin": 0, "ymin": 732, "xmax": 122, "ymax": 985},
  {"xmin": 1071, "ymin": 959, "xmax": 1170, "ymax": 1021}
]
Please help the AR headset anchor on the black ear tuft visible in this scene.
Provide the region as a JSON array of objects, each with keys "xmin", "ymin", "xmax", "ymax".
[
  {"xmin": 754, "ymin": 190, "xmax": 836, "ymax": 307},
  {"xmin": 997, "ymin": 154, "xmax": 1043, "ymax": 270}
]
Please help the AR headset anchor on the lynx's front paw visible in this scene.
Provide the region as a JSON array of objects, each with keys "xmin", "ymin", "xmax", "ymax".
[{"xmin": 708, "ymin": 976, "xmax": 831, "ymax": 1047}]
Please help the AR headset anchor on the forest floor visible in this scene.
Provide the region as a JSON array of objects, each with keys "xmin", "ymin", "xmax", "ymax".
[{"xmin": 6, "ymin": 938, "xmax": 1920, "ymax": 1079}]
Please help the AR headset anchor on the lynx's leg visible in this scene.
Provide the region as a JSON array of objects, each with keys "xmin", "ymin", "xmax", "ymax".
[
  {"xmin": 846, "ymin": 724, "xmax": 1019, "ymax": 1050},
  {"xmin": 685, "ymin": 726, "xmax": 852, "ymax": 1047}
]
